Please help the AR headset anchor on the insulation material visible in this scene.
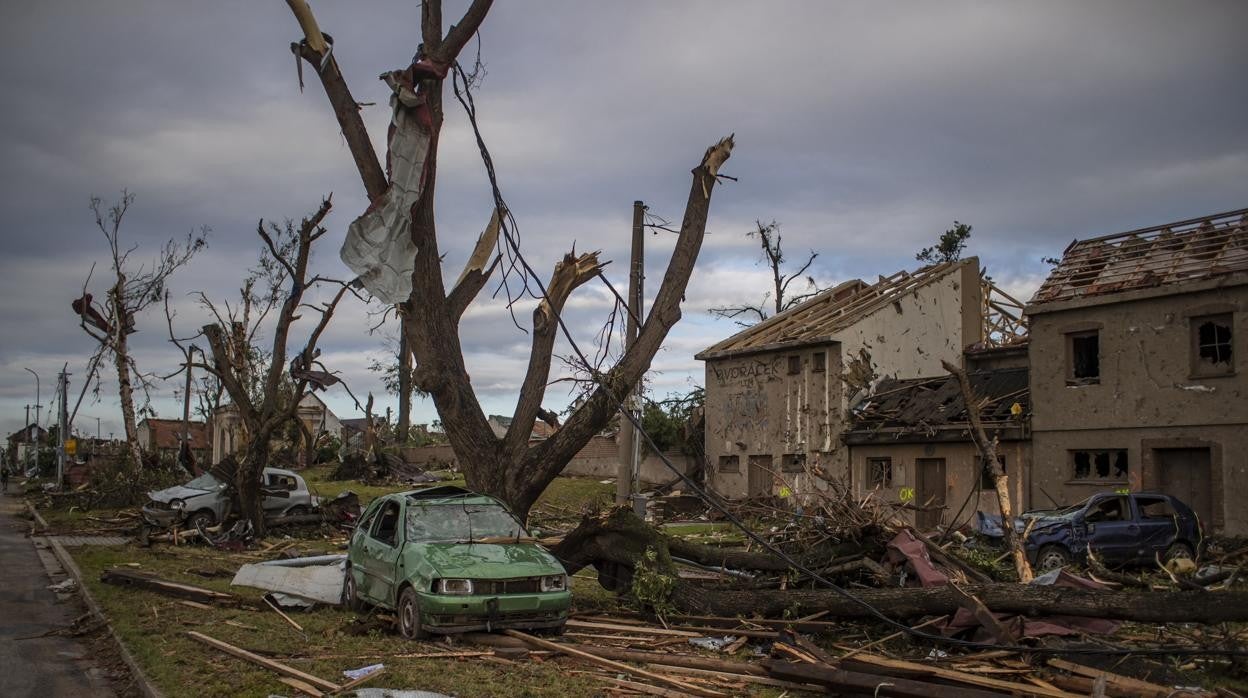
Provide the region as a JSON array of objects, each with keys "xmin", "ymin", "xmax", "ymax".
[{"xmin": 340, "ymin": 71, "xmax": 431, "ymax": 304}]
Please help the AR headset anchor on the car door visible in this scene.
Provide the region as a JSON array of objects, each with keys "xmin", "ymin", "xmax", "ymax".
[
  {"xmin": 1083, "ymin": 495, "xmax": 1136, "ymax": 564},
  {"xmin": 261, "ymin": 471, "xmax": 295, "ymax": 512},
  {"xmin": 1133, "ymin": 495, "xmax": 1180, "ymax": 560},
  {"xmin": 358, "ymin": 498, "xmax": 406, "ymax": 606}
]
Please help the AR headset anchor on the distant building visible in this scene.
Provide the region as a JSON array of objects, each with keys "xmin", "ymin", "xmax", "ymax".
[
  {"xmin": 5, "ymin": 423, "xmax": 48, "ymax": 467},
  {"xmin": 1026, "ymin": 208, "xmax": 1248, "ymax": 534},
  {"xmin": 136, "ymin": 418, "xmax": 209, "ymax": 464},
  {"xmin": 211, "ymin": 393, "xmax": 341, "ymax": 465},
  {"xmin": 696, "ymin": 257, "xmax": 1026, "ymax": 500}
]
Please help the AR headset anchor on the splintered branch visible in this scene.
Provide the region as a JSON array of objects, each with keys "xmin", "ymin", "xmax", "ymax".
[
  {"xmin": 503, "ymin": 251, "xmax": 606, "ymax": 457},
  {"xmin": 447, "ymin": 207, "xmax": 503, "ymax": 320}
]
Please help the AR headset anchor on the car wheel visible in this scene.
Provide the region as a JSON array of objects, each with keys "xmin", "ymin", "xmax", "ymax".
[
  {"xmin": 185, "ymin": 509, "xmax": 216, "ymax": 531},
  {"xmin": 341, "ymin": 567, "xmax": 364, "ymax": 612},
  {"xmin": 1036, "ymin": 545, "xmax": 1072, "ymax": 572},
  {"xmin": 287, "ymin": 505, "xmax": 309, "ymax": 517},
  {"xmin": 1164, "ymin": 542, "xmax": 1195, "ymax": 563},
  {"xmin": 397, "ymin": 586, "xmax": 428, "ymax": 640}
]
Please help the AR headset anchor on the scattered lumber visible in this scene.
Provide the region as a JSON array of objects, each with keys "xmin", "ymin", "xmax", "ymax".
[
  {"xmin": 539, "ymin": 644, "xmax": 768, "ymax": 676},
  {"xmin": 847, "ymin": 652, "xmax": 1079, "ymax": 698},
  {"xmin": 596, "ymin": 676, "xmax": 690, "ymax": 698},
  {"xmin": 334, "ymin": 667, "xmax": 385, "ymax": 694},
  {"xmin": 1046, "ymin": 658, "xmax": 1210, "ymax": 698},
  {"xmin": 100, "ymin": 569, "xmax": 235, "ymax": 605},
  {"xmin": 503, "ymin": 630, "xmax": 725, "ymax": 698},
  {"xmin": 566, "ymin": 619, "xmax": 700, "ymax": 637},
  {"xmin": 767, "ymin": 660, "xmax": 1011, "ymax": 698},
  {"xmin": 277, "ymin": 676, "xmax": 324, "ymax": 697},
  {"xmin": 185, "ymin": 630, "xmax": 341, "ymax": 693}
]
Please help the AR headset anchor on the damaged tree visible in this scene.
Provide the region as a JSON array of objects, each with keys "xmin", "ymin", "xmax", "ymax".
[
  {"xmin": 941, "ymin": 359, "xmax": 1034, "ymax": 583},
  {"xmin": 287, "ymin": 0, "xmax": 734, "ymax": 519},
  {"xmin": 73, "ymin": 192, "xmax": 206, "ymax": 467},
  {"xmin": 709, "ymin": 220, "xmax": 821, "ymax": 326},
  {"xmin": 551, "ymin": 507, "xmax": 1248, "ymax": 624},
  {"xmin": 183, "ymin": 198, "xmax": 354, "ymax": 534}
]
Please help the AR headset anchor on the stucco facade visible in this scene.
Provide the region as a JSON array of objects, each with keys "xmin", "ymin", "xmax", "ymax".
[
  {"xmin": 1027, "ymin": 274, "xmax": 1248, "ymax": 533},
  {"xmin": 698, "ymin": 259, "xmax": 986, "ymax": 499}
]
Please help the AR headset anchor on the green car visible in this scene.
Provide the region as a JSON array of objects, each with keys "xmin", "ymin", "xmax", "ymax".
[{"xmin": 343, "ymin": 486, "xmax": 571, "ymax": 639}]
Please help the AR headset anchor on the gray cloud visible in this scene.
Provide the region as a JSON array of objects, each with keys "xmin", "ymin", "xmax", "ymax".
[{"xmin": 2, "ymin": 0, "xmax": 1246, "ymax": 437}]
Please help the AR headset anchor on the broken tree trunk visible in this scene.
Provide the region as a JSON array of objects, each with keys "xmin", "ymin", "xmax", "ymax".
[
  {"xmin": 553, "ymin": 507, "xmax": 1248, "ymax": 624},
  {"xmin": 942, "ymin": 359, "xmax": 1033, "ymax": 583}
]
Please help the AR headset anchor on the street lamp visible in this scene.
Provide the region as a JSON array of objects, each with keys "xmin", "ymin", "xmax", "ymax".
[{"xmin": 24, "ymin": 368, "xmax": 40, "ymax": 473}]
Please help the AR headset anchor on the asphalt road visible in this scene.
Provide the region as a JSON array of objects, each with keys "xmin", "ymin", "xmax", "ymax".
[{"xmin": 0, "ymin": 490, "xmax": 117, "ymax": 697}]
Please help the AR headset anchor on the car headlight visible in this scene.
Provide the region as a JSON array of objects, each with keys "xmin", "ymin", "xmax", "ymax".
[
  {"xmin": 540, "ymin": 574, "xmax": 567, "ymax": 592},
  {"xmin": 437, "ymin": 578, "xmax": 474, "ymax": 595},
  {"xmin": 170, "ymin": 499, "xmax": 185, "ymax": 510}
]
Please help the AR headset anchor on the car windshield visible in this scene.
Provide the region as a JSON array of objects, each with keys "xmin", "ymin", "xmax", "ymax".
[
  {"xmin": 184, "ymin": 472, "xmax": 223, "ymax": 491},
  {"xmin": 405, "ymin": 503, "xmax": 528, "ymax": 543}
]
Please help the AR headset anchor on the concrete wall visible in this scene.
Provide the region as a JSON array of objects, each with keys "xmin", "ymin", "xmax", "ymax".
[
  {"xmin": 400, "ymin": 435, "xmax": 692, "ymax": 484},
  {"xmin": 848, "ymin": 439, "xmax": 1029, "ymax": 529},
  {"xmin": 703, "ymin": 259, "xmax": 984, "ymax": 499},
  {"xmin": 703, "ymin": 345, "xmax": 840, "ymax": 498},
  {"xmin": 1028, "ymin": 277, "xmax": 1247, "ymax": 533}
]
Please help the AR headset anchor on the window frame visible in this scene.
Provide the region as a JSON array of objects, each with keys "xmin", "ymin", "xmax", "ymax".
[
  {"xmin": 718, "ymin": 454, "xmax": 740, "ymax": 473},
  {"xmin": 1069, "ymin": 448, "xmax": 1128, "ymax": 484},
  {"xmin": 979, "ymin": 455, "xmax": 1005, "ymax": 491},
  {"xmin": 780, "ymin": 453, "xmax": 806, "ymax": 473},
  {"xmin": 370, "ymin": 500, "xmax": 403, "ymax": 547},
  {"xmin": 787, "ymin": 355, "xmax": 802, "ymax": 375},
  {"xmin": 866, "ymin": 457, "xmax": 892, "ymax": 488},
  {"xmin": 1066, "ymin": 330, "xmax": 1101, "ymax": 385},
  {"xmin": 1189, "ymin": 313, "xmax": 1234, "ymax": 378},
  {"xmin": 812, "ymin": 351, "xmax": 827, "ymax": 373}
]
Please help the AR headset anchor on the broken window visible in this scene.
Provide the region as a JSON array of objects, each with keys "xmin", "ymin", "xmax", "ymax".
[
  {"xmin": 781, "ymin": 453, "xmax": 806, "ymax": 473},
  {"xmin": 1071, "ymin": 449, "xmax": 1128, "ymax": 482},
  {"xmin": 1136, "ymin": 496, "xmax": 1177, "ymax": 520},
  {"xmin": 1068, "ymin": 331, "xmax": 1100, "ymax": 384},
  {"xmin": 371, "ymin": 501, "xmax": 401, "ymax": 546},
  {"xmin": 787, "ymin": 355, "xmax": 801, "ymax": 375},
  {"xmin": 979, "ymin": 455, "xmax": 1005, "ymax": 491},
  {"xmin": 718, "ymin": 455, "xmax": 740, "ymax": 473},
  {"xmin": 867, "ymin": 457, "xmax": 892, "ymax": 488},
  {"xmin": 812, "ymin": 351, "xmax": 826, "ymax": 373},
  {"xmin": 1085, "ymin": 496, "xmax": 1127, "ymax": 522},
  {"xmin": 1191, "ymin": 314, "xmax": 1233, "ymax": 376}
]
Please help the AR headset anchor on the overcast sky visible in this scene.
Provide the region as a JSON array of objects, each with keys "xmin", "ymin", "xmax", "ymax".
[{"xmin": 1, "ymin": 1, "xmax": 1246, "ymax": 441}]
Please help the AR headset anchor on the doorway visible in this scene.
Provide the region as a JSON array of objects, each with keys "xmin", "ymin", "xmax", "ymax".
[
  {"xmin": 747, "ymin": 455, "xmax": 773, "ymax": 497},
  {"xmin": 914, "ymin": 458, "xmax": 947, "ymax": 530},
  {"xmin": 1156, "ymin": 448, "xmax": 1213, "ymax": 527}
]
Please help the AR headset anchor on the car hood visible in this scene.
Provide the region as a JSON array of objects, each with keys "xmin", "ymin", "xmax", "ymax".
[
  {"xmin": 147, "ymin": 485, "xmax": 216, "ymax": 504},
  {"xmin": 408, "ymin": 541, "xmax": 565, "ymax": 579}
]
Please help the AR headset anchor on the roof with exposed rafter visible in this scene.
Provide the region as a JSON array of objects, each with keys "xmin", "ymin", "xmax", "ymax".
[{"xmin": 1030, "ymin": 208, "xmax": 1248, "ymax": 308}]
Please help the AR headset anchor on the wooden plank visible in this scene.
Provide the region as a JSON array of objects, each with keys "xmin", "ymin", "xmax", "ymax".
[
  {"xmin": 850, "ymin": 652, "xmax": 1080, "ymax": 698},
  {"xmin": 263, "ymin": 595, "xmax": 305, "ymax": 633},
  {"xmin": 185, "ymin": 630, "xmax": 341, "ymax": 693},
  {"xmin": 566, "ymin": 619, "xmax": 700, "ymax": 637},
  {"xmin": 537, "ymin": 644, "xmax": 768, "ymax": 676},
  {"xmin": 596, "ymin": 676, "xmax": 690, "ymax": 698},
  {"xmin": 1046, "ymin": 658, "xmax": 1193, "ymax": 698},
  {"xmin": 949, "ymin": 584, "xmax": 1017, "ymax": 644},
  {"xmin": 277, "ymin": 677, "xmax": 324, "ymax": 697},
  {"xmin": 656, "ymin": 664, "xmax": 825, "ymax": 692},
  {"xmin": 101, "ymin": 569, "xmax": 234, "ymax": 605},
  {"xmin": 767, "ymin": 660, "xmax": 1010, "ymax": 698},
  {"xmin": 503, "ymin": 630, "xmax": 725, "ymax": 698}
]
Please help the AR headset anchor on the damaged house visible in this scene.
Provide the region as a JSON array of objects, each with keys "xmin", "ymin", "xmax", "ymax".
[
  {"xmin": 1026, "ymin": 208, "xmax": 1248, "ymax": 534},
  {"xmin": 845, "ymin": 357, "xmax": 1029, "ymax": 529},
  {"xmin": 697, "ymin": 257, "xmax": 1023, "ymax": 499}
]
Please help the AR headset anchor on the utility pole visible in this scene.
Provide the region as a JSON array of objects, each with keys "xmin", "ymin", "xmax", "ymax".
[
  {"xmin": 56, "ymin": 366, "xmax": 69, "ymax": 487},
  {"xmin": 616, "ymin": 201, "xmax": 646, "ymax": 507},
  {"xmin": 179, "ymin": 349, "xmax": 195, "ymax": 473},
  {"xmin": 24, "ymin": 404, "xmax": 30, "ymax": 472}
]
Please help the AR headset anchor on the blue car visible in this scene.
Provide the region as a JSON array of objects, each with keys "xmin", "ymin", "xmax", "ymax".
[{"xmin": 1020, "ymin": 492, "xmax": 1203, "ymax": 572}]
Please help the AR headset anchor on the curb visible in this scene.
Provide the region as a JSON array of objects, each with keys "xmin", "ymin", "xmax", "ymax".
[
  {"xmin": 25, "ymin": 499, "xmax": 50, "ymax": 530},
  {"xmin": 45, "ymin": 537, "xmax": 166, "ymax": 698}
]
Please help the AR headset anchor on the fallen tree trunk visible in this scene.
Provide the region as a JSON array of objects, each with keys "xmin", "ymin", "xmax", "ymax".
[
  {"xmin": 553, "ymin": 507, "xmax": 1248, "ymax": 625},
  {"xmin": 669, "ymin": 580, "xmax": 1248, "ymax": 624}
]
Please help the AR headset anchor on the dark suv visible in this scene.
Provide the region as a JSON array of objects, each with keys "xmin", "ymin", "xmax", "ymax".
[{"xmin": 1021, "ymin": 492, "xmax": 1203, "ymax": 571}]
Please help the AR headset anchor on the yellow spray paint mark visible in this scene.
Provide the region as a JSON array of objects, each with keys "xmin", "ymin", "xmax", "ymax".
[{"xmin": 899, "ymin": 487, "xmax": 915, "ymax": 503}]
